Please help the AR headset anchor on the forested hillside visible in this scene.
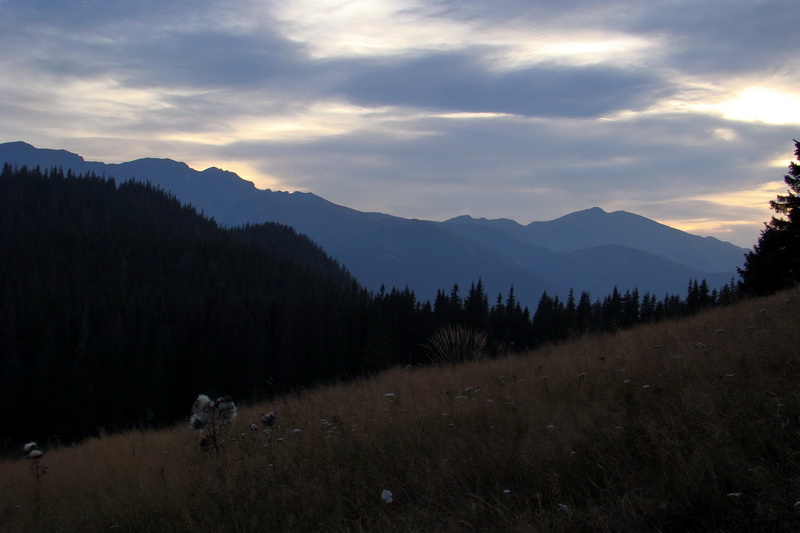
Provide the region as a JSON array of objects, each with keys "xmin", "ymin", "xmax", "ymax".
[
  {"xmin": 0, "ymin": 165, "xmax": 738, "ymax": 447},
  {"xmin": 0, "ymin": 165, "xmax": 380, "ymax": 444}
]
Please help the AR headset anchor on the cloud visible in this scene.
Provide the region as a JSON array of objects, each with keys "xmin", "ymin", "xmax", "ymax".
[
  {"xmin": 0, "ymin": 0, "xmax": 798, "ymax": 249},
  {"xmin": 332, "ymin": 51, "xmax": 669, "ymax": 118},
  {"xmin": 623, "ymin": 0, "xmax": 799, "ymax": 76}
]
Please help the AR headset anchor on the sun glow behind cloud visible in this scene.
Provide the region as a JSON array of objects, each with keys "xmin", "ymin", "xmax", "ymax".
[
  {"xmin": 720, "ymin": 88, "xmax": 800, "ymax": 125},
  {"xmin": 698, "ymin": 87, "xmax": 800, "ymax": 125}
]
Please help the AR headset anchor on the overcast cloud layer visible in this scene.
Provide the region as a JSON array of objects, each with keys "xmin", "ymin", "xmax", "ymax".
[{"xmin": 2, "ymin": 0, "xmax": 799, "ymax": 247}]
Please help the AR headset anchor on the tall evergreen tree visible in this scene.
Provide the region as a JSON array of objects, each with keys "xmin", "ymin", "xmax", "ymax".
[
  {"xmin": 739, "ymin": 140, "xmax": 800, "ymax": 294},
  {"xmin": 464, "ymin": 279, "xmax": 489, "ymax": 331}
]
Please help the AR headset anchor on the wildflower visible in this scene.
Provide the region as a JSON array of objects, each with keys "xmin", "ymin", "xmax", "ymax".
[
  {"xmin": 26, "ymin": 449, "xmax": 44, "ymax": 460},
  {"xmin": 381, "ymin": 490, "xmax": 394, "ymax": 503},
  {"xmin": 260, "ymin": 411, "xmax": 277, "ymax": 427}
]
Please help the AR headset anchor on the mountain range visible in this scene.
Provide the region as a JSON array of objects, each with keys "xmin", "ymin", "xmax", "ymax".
[{"xmin": 0, "ymin": 141, "xmax": 747, "ymax": 307}]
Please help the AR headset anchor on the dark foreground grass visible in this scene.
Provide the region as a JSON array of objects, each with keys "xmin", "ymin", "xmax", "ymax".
[{"xmin": 2, "ymin": 287, "xmax": 800, "ymax": 532}]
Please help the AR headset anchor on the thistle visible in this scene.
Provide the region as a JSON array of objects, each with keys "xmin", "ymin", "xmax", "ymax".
[
  {"xmin": 260, "ymin": 410, "xmax": 277, "ymax": 427},
  {"xmin": 189, "ymin": 393, "xmax": 237, "ymax": 457},
  {"xmin": 189, "ymin": 394, "xmax": 213, "ymax": 430},
  {"xmin": 214, "ymin": 396, "xmax": 237, "ymax": 421},
  {"xmin": 23, "ymin": 441, "xmax": 42, "ymax": 459},
  {"xmin": 23, "ymin": 442, "xmax": 48, "ymax": 481}
]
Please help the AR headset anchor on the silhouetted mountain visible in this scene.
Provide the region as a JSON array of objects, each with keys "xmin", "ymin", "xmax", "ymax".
[{"xmin": 0, "ymin": 141, "xmax": 747, "ymax": 306}]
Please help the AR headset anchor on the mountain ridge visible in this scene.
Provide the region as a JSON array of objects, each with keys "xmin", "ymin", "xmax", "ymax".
[{"xmin": 0, "ymin": 141, "xmax": 746, "ymax": 306}]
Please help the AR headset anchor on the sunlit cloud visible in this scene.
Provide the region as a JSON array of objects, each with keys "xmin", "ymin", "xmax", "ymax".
[
  {"xmin": 660, "ymin": 217, "xmax": 763, "ymax": 238},
  {"xmin": 270, "ymin": 0, "xmax": 473, "ymax": 58},
  {"xmin": 692, "ymin": 87, "xmax": 800, "ymax": 125},
  {"xmin": 433, "ymin": 112, "xmax": 513, "ymax": 120},
  {"xmin": 718, "ymin": 88, "xmax": 800, "ymax": 125},
  {"xmin": 271, "ymin": 0, "xmax": 659, "ymax": 71},
  {"xmin": 697, "ymin": 181, "xmax": 789, "ymax": 208},
  {"xmin": 58, "ymin": 78, "xmax": 179, "ymax": 115},
  {"xmin": 161, "ymin": 101, "xmax": 426, "ymax": 146},
  {"xmin": 645, "ymin": 180, "xmax": 786, "ymax": 244},
  {"xmin": 487, "ymin": 33, "xmax": 661, "ymax": 71}
]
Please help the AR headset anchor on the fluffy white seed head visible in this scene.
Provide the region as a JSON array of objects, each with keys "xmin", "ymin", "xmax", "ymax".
[
  {"xmin": 26, "ymin": 449, "xmax": 44, "ymax": 459},
  {"xmin": 22, "ymin": 441, "xmax": 38, "ymax": 454},
  {"xmin": 192, "ymin": 394, "xmax": 213, "ymax": 415}
]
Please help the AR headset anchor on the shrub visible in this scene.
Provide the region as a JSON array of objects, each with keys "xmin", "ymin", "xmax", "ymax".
[{"xmin": 424, "ymin": 324, "xmax": 488, "ymax": 364}]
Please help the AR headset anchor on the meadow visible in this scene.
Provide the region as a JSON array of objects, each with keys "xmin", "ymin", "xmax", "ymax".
[{"xmin": 2, "ymin": 287, "xmax": 799, "ymax": 532}]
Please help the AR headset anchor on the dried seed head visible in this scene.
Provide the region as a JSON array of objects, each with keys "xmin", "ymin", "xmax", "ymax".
[
  {"xmin": 215, "ymin": 396, "xmax": 236, "ymax": 412},
  {"xmin": 260, "ymin": 411, "xmax": 277, "ymax": 427},
  {"xmin": 192, "ymin": 394, "xmax": 213, "ymax": 415},
  {"xmin": 189, "ymin": 413, "xmax": 208, "ymax": 430},
  {"xmin": 22, "ymin": 442, "xmax": 38, "ymax": 454}
]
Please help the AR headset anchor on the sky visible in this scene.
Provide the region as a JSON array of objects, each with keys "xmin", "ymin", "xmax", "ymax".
[{"xmin": 2, "ymin": 0, "xmax": 799, "ymax": 248}]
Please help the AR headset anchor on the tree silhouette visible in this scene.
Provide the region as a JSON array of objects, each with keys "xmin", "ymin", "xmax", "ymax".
[{"xmin": 739, "ymin": 140, "xmax": 800, "ymax": 294}]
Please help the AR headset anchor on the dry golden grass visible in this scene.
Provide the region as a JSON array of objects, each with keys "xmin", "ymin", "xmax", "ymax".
[{"xmin": 2, "ymin": 287, "xmax": 800, "ymax": 532}]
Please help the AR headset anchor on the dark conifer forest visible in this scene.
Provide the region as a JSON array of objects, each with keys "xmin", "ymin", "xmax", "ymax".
[{"xmin": 0, "ymin": 164, "xmax": 740, "ymax": 447}]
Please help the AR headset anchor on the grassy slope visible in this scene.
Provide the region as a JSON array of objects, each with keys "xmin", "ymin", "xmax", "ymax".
[{"xmin": 2, "ymin": 288, "xmax": 799, "ymax": 532}]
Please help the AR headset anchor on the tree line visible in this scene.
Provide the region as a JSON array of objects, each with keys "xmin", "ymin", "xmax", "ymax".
[{"xmin": 0, "ymin": 161, "xmax": 769, "ymax": 449}]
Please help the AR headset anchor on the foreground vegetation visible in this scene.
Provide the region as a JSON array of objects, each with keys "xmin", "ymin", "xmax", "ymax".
[{"xmin": 2, "ymin": 287, "xmax": 799, "ymax": 532}]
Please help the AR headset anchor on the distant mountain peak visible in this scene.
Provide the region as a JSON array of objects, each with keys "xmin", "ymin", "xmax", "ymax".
[
  {"xmin": 444, "ymin": 214, "xmax": 480, "ymax": 223},
  {"xmin": 445, "ymin": 214, "xmax": 522, "ymax": 227},
  {"xmin": 583, "ymin": 206, "xmax": 607, "ymax": 214}
]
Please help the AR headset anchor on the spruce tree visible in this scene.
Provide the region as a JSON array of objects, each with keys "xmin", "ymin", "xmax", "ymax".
[{"xmin": 739, "ymin": 140, "xmax": 800, "ymax": 294}]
